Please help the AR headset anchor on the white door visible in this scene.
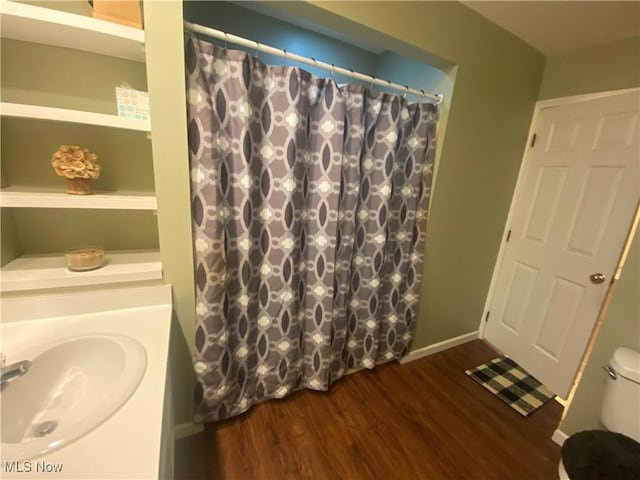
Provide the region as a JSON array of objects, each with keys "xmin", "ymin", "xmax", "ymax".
[{"xmin": 485, "ymin": 90, "xmax": 640, "ymax": 398}]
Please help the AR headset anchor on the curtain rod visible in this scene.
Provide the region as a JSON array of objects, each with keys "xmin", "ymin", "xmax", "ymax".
[{"xmin": 184, "ymin": 21, "xmax": 444, "ymax": 105}]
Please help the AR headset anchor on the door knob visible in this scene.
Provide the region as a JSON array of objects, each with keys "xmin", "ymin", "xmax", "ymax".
[{"xmin": 590, "ymin": 273, "xmax": 606, "ymax": 284}]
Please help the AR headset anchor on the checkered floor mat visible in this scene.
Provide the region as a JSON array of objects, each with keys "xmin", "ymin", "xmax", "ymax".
[{"xmin": 465, "ymin": 356, "xmax": 556, "ymax": 417}]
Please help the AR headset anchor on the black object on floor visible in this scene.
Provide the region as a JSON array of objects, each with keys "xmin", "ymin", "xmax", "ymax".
[
  {"xmin": 465, "ymin": 355, "xmax": 555, "ymax": 416},
  {"xmin": 562, "ymin": 430, "xmax": 640, "ymax": 480}
]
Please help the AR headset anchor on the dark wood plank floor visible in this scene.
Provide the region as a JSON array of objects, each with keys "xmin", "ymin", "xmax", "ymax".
[{"xmin": 175, "ymin": 339, "xmax": 562, "ymax": 480}]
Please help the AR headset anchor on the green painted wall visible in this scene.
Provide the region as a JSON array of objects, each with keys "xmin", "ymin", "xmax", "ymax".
[
  {"xmin": 539, "ymin": 35, "xmax": 640, "ymax": 100},
  {"xmin": 264, "ymin": 1, "xmax": 545, "ymax": 347},
  {"xmin": 561, "ymin": 229, "xmax": 639, "ymax": 435},
  {"xmin": 143, "ymin": 1, "xmax": 196, "ymax": 425},
  {"xmin": 1, "ymin": 119, "xmax": 154, "ymax": 193},
  {"xmin": 1, "ymin": 210, "xmax": 20, "ymax": 267},
  {"xmin": 13, "ymin": 209, "xmax": 158, "ymax": 253},
  {"xmin": 1, "ymin": 39, "xmax": 148, "ymax": 114},
  {"xmin": 538, "ymin": 35, "xmax": 640, "ymax": 436}
]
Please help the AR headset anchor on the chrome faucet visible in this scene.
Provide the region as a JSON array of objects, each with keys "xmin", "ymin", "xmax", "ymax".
[{"xmin": 1, "ymin": 353, "xmax": 32, "ymax": 389}]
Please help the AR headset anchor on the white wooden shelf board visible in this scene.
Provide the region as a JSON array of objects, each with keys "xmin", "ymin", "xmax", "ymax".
[
  {"xmin": 1, "ymin": 103, "xmax": 151, "ymax": 132},
  {"xmin": 1, "ymin": 250, "xmax": 162, "ymax": 292},
  {"xmin": 0, "ymin": 0, "xmax": 145, "ymax": 62},
  {"xmin": 0, "ymin": 187, "xmax": 157, "ymax": 210}
]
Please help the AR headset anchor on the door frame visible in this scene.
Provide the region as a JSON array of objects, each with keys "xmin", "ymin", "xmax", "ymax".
[{"xmin": 478, "ymin": 87, "xmax": 640, "ymax": 339}]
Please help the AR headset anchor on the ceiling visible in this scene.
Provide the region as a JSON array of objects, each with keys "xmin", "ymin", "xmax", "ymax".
[{"xmin": 461, "ymin": 1, "xmax": 640, "ymax": 55}]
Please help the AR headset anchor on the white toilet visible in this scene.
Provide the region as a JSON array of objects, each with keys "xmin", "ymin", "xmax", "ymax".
[{"xmin": 559, "ymin": 347, "xmax": 640, "ymax": 479}]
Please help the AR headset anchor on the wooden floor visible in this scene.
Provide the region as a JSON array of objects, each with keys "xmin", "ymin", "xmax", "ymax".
[{"xmin": 175, "ymin": 340, "xmax": 562, "ymax": 480}]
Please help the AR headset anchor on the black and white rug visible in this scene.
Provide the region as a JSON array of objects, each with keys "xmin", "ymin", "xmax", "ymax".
[{"xmin": 465, "ymin": 356, "xmax": 555, "ymax": 417}]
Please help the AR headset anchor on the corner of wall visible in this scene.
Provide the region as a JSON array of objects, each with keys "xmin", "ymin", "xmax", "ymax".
[
  {"xmin": 1, "ymin": 208, "xmax": 21, "ymax": 267},
  {"xmin": 144, "ymin": 0, "xmax": 197, "ymax": 425}
]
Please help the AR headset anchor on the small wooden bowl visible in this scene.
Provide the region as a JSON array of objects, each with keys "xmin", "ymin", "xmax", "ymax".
[{"xmin": 65, "ymin": 248, "xmax": 105, "ymax": 271}]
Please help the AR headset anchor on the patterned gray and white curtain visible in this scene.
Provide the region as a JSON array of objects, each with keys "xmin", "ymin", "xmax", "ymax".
[{"xmin": 186, "ymin": 36, "xmax": 438, "ymax": 422}]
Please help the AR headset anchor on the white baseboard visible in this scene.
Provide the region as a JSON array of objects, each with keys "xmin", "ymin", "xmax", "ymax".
[
  {"xmin": 552, "ymin": 428, "xmax": 569, "ymax": 447},
  {"xmin": 399, "ymin": 331, "xmax": 479, "ymax": 364},
  {"xmin": 175, "ymin": 421, "xmax": 204, "ymax": 440}
]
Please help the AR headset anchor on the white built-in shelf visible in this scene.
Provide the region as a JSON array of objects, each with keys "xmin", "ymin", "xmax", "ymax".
[
  {"xmin": 0, "ymin": 0, "xmax": 145, "ymax": 62},
  {"xmin": 1, "ymin": 250, "xmax": 162, "ymax": 292},
  {"xmin": 0, "ymin": 187, "xmax": 157, "ymax": 210},
  {"xmin": 1, "ymin": 102, "xmax": 151, "ymax": 132}
]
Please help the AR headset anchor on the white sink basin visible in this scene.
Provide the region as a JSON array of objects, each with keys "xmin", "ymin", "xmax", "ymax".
[{"xmin": 1, "ymin": 334, "xmax": 146, "ymax": 460}]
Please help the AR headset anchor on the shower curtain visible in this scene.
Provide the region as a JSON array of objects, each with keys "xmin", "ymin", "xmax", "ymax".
[{"xmin": 186, "ymin": 36, "xmax": 438, "ymax": 422}]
